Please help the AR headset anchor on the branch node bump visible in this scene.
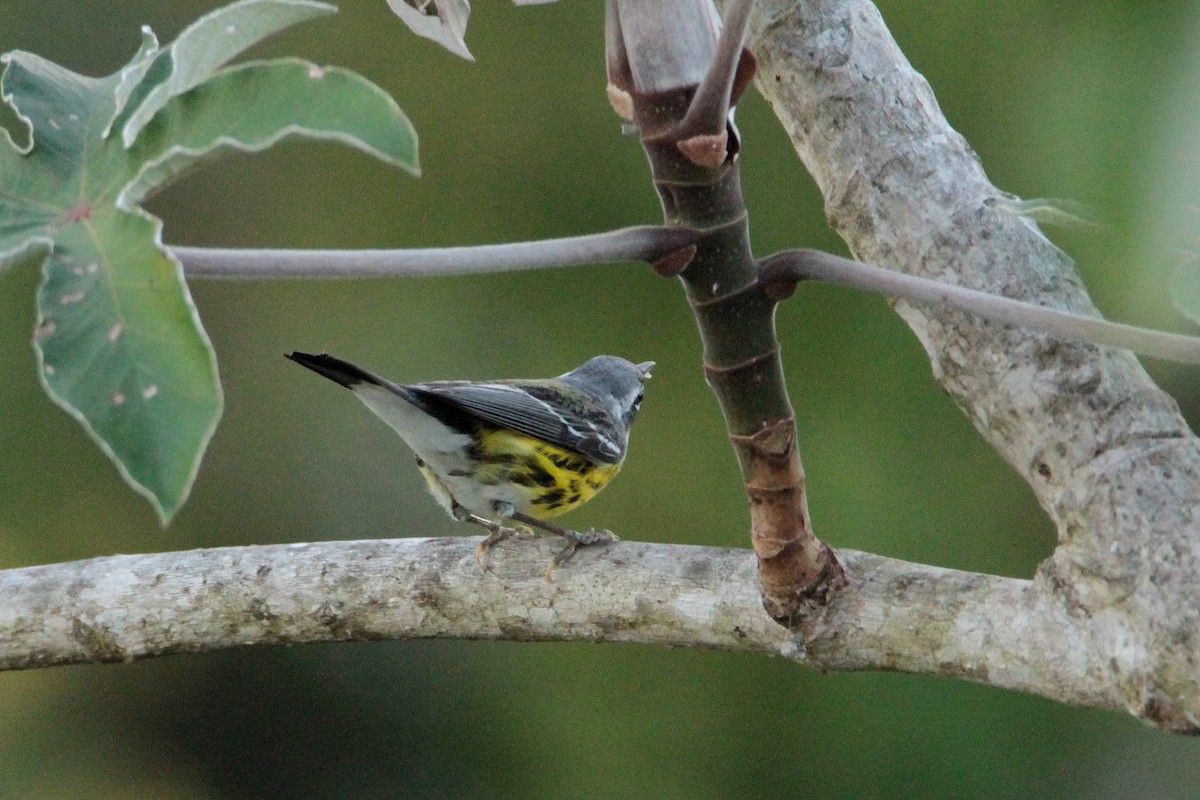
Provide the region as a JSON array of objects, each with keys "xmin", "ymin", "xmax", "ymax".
[
  {"xmin": 761, "ymin": 542, "xmax": 848, "ymax": 628},
  {"xmin": 652, "ymin": 244, "xmax": 698, "ymax": 277},
  {"xmin": 761, "ymin": 274, "xmax": 799, "ymax": 302},
  {"xmin": 677, "ymin": 132, "xmax": 730, "ymax": 168},
  {"xmin": 606, "ymin": 84, "xmax": 634, "ymax": 121}
]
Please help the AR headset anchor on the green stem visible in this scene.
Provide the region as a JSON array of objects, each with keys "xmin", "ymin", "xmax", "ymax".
[
  {"xmin": 172, "ymin": 226, "xmax": 699, "ymax": 279},
  {"xmin": 760, "ymin": 249, "xmax": 1200, "ymax": 365}
]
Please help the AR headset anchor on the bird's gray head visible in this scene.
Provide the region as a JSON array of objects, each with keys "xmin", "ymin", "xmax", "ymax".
[{"xmin": 560, "ymin": 355, "xmax": 654, "ymax": 429}]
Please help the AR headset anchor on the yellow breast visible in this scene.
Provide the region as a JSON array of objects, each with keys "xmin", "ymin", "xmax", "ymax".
[{"xmin": 474, "ymin": 428, "xmax": 622, "ymax": 519}]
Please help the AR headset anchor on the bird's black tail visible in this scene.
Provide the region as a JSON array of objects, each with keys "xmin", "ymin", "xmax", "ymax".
[{"xmin": 285, "ymin": 352, "xmax": 386, "ymax": 390}]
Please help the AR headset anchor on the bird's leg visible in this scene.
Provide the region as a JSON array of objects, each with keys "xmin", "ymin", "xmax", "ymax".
[
  {"xmin": 452, "ymin": 502, "xmax": 532, "ymax": 567},
  {"xmin": 509, "ymin": 512, "xmax": 620, "ymax": 578}
]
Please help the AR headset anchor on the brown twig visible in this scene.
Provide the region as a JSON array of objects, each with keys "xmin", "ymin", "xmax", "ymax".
[{"xmin": 609, "ymin": 0, "xmax": 845, "ymax": 625}]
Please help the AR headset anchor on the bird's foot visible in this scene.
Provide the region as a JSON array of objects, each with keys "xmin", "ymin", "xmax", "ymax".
[
  {"xmin": 473, "ymin": 519, "xmax": 534, "ymax": 568},
  {"xmin": 547, "ymin": 527, "xmax": 620, "ymax": 580}
]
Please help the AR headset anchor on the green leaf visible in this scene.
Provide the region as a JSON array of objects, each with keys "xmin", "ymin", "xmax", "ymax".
[
  {"xmin": 385, "ymin": 0, "xmax": 475, "ymax": 61},
  {"xmin": 0, "ymin": 49, "xmax": 222, "ymax": 524},
  {"xmin": 0, "ymin": 1, "xmax": 420, "ymax": 523},
  {"xmin": 384, "ymin": 0, "xmax": 562, "ymax": 62},
  {"xmin": 123, "ymin": 58, "xmax": 419, "ymax": 207},
  {"xmin": 119, "ymin": 0, "xmax": 337, "ymax": 146},
  {"xmin": 103, "ymin": 27, "xmax": 160, "ymax": 138},
  {"xmin": 34, "ymin": 210, "xmax": 221, "ymax": 525}
]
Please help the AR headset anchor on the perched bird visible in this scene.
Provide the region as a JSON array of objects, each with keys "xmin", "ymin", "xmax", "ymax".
[{"xmin": 286, "ymin": 352, "xmax": 653, "ymax": 567}]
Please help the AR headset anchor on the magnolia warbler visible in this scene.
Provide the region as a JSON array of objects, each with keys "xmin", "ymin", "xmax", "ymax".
[{"xmin": 286, "ymin": 352, "xmax": 653, "ymax": 566}]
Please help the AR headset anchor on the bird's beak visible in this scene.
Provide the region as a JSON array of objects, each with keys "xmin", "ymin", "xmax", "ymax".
[{"xmin": 636, "ymin": 361, "xmax": 655, "ymax": 379}]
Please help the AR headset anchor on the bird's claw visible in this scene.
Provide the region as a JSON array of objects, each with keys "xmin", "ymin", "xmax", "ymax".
[
  {"xmin": 474, "ymin": 522, "xmax": 532, "ymax": 568},
  {"xmin": 546, "ymin": 528, "xmax": 619, "ymax": 580}
]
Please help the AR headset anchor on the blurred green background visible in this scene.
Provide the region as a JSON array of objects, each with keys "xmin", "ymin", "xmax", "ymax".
[{"xmin": 4, "ymin": 1, "xmax": 1200, "ymax": 797}]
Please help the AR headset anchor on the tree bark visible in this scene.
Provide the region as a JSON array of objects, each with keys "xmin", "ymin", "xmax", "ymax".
[{"xmin": 0, "ymin": 537, "xmax": 1121, "ymax": 716}]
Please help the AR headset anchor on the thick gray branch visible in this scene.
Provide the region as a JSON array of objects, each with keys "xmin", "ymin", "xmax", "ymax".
[
  {"xmin": 0, "ymin": 536, "xmax": 1120, "ymax": 713},
  {"xmin": 746, "ymin": 0, "xmax": 1200, "ymax": 731}
]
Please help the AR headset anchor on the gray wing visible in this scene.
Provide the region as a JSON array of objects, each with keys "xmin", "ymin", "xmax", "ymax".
[{"xmin": 409, "ymin": 382, "xmax": 624, "ymax": 463}]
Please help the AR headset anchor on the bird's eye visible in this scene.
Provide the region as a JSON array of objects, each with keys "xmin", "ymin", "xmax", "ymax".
[{"xmin": 633, "ymin": 391, "xmax": 644, "ymax": 408}]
